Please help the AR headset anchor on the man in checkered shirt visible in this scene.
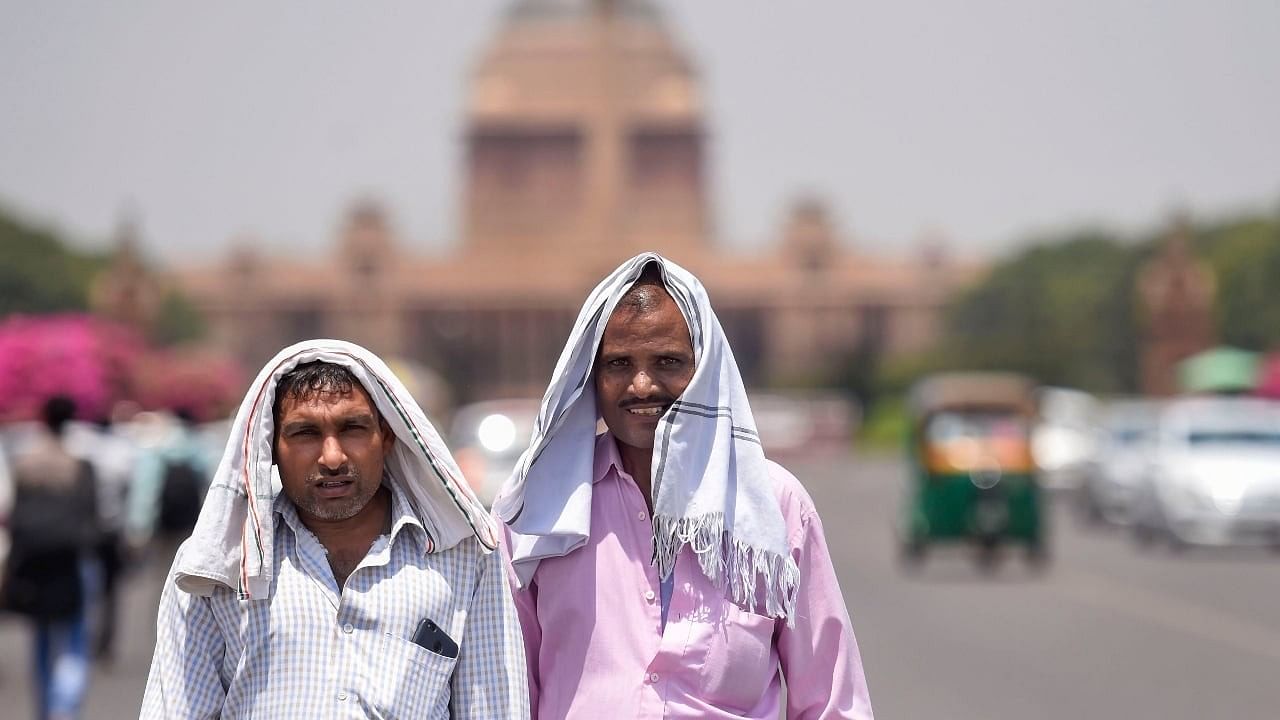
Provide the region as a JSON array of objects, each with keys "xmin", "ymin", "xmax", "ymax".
[{"xmin": 141, "ymin": 342, "xmax": 528, "ymax": 719}]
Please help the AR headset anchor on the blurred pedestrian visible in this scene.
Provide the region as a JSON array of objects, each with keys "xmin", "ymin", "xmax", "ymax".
[
  {"xmin": 1, "ymin": 396, "xmax": 100, "ymax": 720},
  {"xmin": 140, "ymin": 340, "xmax": 528, "ymax": 718},
  {"xmin": 66, "ymin": 415, "xmax": 138, "ymax": 663},
  {"xmin": 126, "ymin": 407, "xmax": 214, "ymax": 572},
  {"xmin": 493, "ymin": 254, "xmax": 874, "ymax": 719},
  {"xmin": 0, "ymin": 441, "xmax": 13, "ymax": 573}
]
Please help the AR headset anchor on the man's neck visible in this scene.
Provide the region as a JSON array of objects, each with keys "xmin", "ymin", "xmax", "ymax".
[
  {"xmin": 300, "ymin": 485, "xmax": 392, "ymax": 588},
  {"xmin": 617, "ymin": 441, "xmax": 654, "ymax": 515}
]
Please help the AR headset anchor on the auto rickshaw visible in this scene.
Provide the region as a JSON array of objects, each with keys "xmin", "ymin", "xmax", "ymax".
[{"xmin": 900, "ymin": 372, "xmax": 1046, "ymax": 569}]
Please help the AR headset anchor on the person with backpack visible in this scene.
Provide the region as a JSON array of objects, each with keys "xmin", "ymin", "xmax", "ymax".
[
  {"xmin": 1, "ymin": 396, "xmax": 101, "ymax": 720},
  {"xmin": 125, "ymin": 408, "xmax": 215, "ymax": 567}
]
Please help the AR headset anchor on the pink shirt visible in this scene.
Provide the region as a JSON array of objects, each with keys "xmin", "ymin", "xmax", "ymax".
[{"xmin": 502, "ymin": 433, "xmax": 874, "ymax": 719}]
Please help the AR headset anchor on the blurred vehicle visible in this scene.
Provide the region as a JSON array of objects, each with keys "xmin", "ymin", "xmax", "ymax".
[
  {"xmin": 1078, "ymin": 399, "xmax": 1160, "ymax": 526},
  {"xmin": 1032, "ymin": 386, "xmax": 1100, "ymax": 491},
  {"xmin": 1131, "ymin": 396, "xmax": 1280, "ymax": 550},
  {"xmin": 449, "ymin": 399, "xmax": 539, "ymax": 507},
  {"xmin": 899, "ymin": 373, "xmax": 1046, "ymax": 570},
  {"xmin": 748, "ymin": 391, "xmax": 858, "ymax": 457}
]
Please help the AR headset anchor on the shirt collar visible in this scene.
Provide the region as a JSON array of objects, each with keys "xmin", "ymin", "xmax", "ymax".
[
  {"xmin": 385, "ymin": 475, "xmax": 432, "ymax": 553},
  {"xmin": 593, "ymin": 431, "xmax": 631, "ymax": 485},
  {"xmin": 274, "ymin": 472, "xmax": 431, "ymax": 554}
]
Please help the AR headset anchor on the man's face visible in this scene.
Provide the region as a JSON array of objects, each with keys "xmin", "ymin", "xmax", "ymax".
[
  {"xmin": 274, "ymin": 382, "xmax": 394, "ymax": 524},
  {"xmin": 595, "ymin": 290, "xmax": 695, "ymax": 453}
]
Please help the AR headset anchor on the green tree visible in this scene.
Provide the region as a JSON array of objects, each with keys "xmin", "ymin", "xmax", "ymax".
[
  {"xmin": 1196, "ymin": 216, "xmax": 1280, "ymax": 352},
  {"xmin": 0, "ymin": 206, "xmax": 107, "ymax": 315},
  {"xmin": 943, "ymin": 231, "xmax": 1143, "ymax": 393},
  {"xmin": 0, "ymin": 203, "xmax": 209, "ymax": 347},
  {"xmin": 870, "ymin": 205, "xmax": 1280, "ymax": 404}
]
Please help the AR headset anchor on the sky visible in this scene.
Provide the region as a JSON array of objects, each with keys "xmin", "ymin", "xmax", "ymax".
[{"xmin": 1, "ymin": 0, "xmax": 1278, "ymax": 266}]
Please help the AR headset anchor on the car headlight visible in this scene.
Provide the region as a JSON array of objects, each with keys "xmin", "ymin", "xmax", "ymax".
[
  {"xmin": 477, "ymin": 414, "xmax": 517, "ymax": 453},
  {"xmin": 1209, "ymin": 478, "xmax": 1248, "ymax": 514}
]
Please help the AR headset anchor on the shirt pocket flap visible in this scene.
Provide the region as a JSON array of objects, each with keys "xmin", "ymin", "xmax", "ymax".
[
  {"xmin": 376, "ymin": 632, "xmax": 458, "ymax": 716},
  {"xmin": 702, "ymin": 605, "xmax": 778, "ymax": 712}
]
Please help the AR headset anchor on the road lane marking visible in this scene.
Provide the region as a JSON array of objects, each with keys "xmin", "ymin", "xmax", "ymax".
[{"xmin": 1060, "ymin": 569, "xmax": 1280, "ymax": 662}]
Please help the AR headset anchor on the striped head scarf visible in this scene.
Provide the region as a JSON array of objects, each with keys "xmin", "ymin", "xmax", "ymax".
[
  {"xmin": 172, "ymin": 339, "xmax": 496, "ymax": 599},
  {"xmin": 493, "ymin": 253, "xmax": 799, "ymax": 623}
]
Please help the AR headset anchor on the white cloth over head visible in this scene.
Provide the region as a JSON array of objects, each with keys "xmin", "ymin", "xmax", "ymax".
[
  {"xmin": 493, "ymin": 253, "xmax": 800, "ymax": 623},
  {"xmin": 172, "ymin": 339, "xmax": 496, "ymax": 599}
]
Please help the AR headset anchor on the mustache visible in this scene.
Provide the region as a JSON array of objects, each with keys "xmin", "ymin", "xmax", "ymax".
[
  {"xmin": 619, "ymin": 396, "xmax": 676, "ymax": 410},
  {"xmin": 308, "ymin": 467, "xmax": 360, "ymax": 484}
]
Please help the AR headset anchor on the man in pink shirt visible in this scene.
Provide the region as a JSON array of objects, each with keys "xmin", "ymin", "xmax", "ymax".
[{"xmin": 494, "ymin": 254, "xmax": 874, "ymax": 719}]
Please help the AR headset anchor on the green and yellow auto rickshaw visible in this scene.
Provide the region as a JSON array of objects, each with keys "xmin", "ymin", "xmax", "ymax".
[{"xmin": 899, "ymin": 372, "xmax": 1046, "ymax": 569}]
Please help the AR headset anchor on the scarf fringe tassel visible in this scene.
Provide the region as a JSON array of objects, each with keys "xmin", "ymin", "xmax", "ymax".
[{"xmin": 652, "ymin": 511, "xmax": 800, "ymax": 627}]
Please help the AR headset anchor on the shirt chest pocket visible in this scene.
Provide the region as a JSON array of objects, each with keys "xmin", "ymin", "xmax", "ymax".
[
  {"xmin": 375, "ymin": 632, "xmax": 458, "ymax": 718},
  {"xmin": 701, "ymin": 605, "xmax": 778, "ymax": 712}
]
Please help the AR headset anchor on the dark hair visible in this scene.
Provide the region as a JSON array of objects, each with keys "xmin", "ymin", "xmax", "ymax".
[
  {"xmin": 272, "ymin": 361, "xmax": 371, "ymax": 427},
  {"xmin": 616, "ymin": 261, "xmax": 670, "ymax": 314},
  {"xmin": 42, "ymin": 395, "xmax": 77, "ymax": 435},
  {"xmin": 173, "ymin": 406, "xmax": 198, "ymax": 426}
]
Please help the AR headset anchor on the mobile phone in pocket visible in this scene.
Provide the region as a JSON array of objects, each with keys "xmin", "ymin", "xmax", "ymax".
[{"xmin": 411, "ymin": 618, "xmax": 459, "ymax": 659}]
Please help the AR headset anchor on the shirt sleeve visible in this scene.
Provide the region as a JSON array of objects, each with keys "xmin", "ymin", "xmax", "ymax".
[
  {"xmin": 139, "ymin": 576, "xmax": 227, "ymax": 719},
  {"xmin": 449, "ymin": 545, "xmax": 531, "ymax": 720},
  {"xmin": 499, "ymin": 525, "xmax": 542, "ymax": 718},
  {"xmin": 777, "ymin": 507, "xmax": 875, "ymax": 719}
]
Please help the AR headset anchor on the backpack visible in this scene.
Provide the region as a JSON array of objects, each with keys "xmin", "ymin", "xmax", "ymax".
[
  {"xmin": 157, "ymin": 458, "xmax": 203, "ymax": 535},
  {"xmin": 1, "ymin": 459, "xmax": 96, "ymax": 620}
]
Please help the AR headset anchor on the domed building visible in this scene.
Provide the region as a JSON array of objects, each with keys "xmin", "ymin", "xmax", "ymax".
[{"xmin": 174, "ymin": 0, "xmax": 980, "ymax": 401}]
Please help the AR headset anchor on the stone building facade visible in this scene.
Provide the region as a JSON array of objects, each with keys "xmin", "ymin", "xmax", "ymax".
[{"xmin": 173, "ymin": 0, "xmax": 978, "ymax": 401}]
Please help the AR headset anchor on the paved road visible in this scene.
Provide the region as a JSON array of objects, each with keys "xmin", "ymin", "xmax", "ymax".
[
  {"xmin": 806, "ymin": 453, "xmax": 1280, "ymax": 720},
  {"xmin": 3, "ymin": 452, "xmax": 1278, "ymax": 718}
]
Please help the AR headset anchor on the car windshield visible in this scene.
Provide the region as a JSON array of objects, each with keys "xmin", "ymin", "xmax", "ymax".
[
  {"xmin": 927, "ymin": 411, "xmax": 1027, "ymax": 443},
  {"xmin": 1186, "ymin": 430, "xmax": 1280, "ymax": 447}
]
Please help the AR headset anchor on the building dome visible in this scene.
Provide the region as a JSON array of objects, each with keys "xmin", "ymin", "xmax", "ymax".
[
  {"xmin": 507, "ymin": 0, "xmax": 662, "ymax": 24},
  {"xmin": 462, "ymin": 0, "xmax": 708, "ymax": 259},
  {"xmin": 470, "ymin": 0, "xmax": 696, "ymax": 124}
]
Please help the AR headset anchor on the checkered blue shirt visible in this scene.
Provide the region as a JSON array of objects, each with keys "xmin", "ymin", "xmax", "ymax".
[{"xmin": 140, "ymin": 482, "xmax": 529, "ymax": 719}]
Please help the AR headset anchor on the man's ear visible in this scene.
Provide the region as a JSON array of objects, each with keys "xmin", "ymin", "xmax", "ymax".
[{"xmin": 380, "ymin": 416, "xmax": 395, "ymax": 454}]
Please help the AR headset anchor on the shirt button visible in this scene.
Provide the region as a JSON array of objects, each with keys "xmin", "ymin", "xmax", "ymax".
[
  {"xmin": 649, "ymin": 672, "xmax": 660, "ymax": 684},
  {"xmin": 637, "ymin": 511, "xmax": 646, "ymax": 521},
  {"xmin": 342, "ymin": 623, "xmax": 354, "ymax": 634},
  {"xmin": 644, "ymin": 590, "xmax": 656, "ymax": 602},
  {"xmin": 337, "ymin": 691, "xmax": 348, "ymax": 701}
]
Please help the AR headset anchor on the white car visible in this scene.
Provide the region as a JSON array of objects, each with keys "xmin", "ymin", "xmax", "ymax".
[
  {"xmin": 448, "ymin": 399, "xmax": 539, "ymax": 508},
  {"xmin": 747, "ymin": 391, "xmax": 858, "ymax": 457},
  {"xmin": 1131, "ymin": 396, "xmax": 1280, "ymax": 549},
  {"xmin": 1079, "ymin": 399, "xmax": 1160, "ymax": 525},
  {"xmin": 1032, "ymin": 387, "xmax": 1100, "ymax": 491}
]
